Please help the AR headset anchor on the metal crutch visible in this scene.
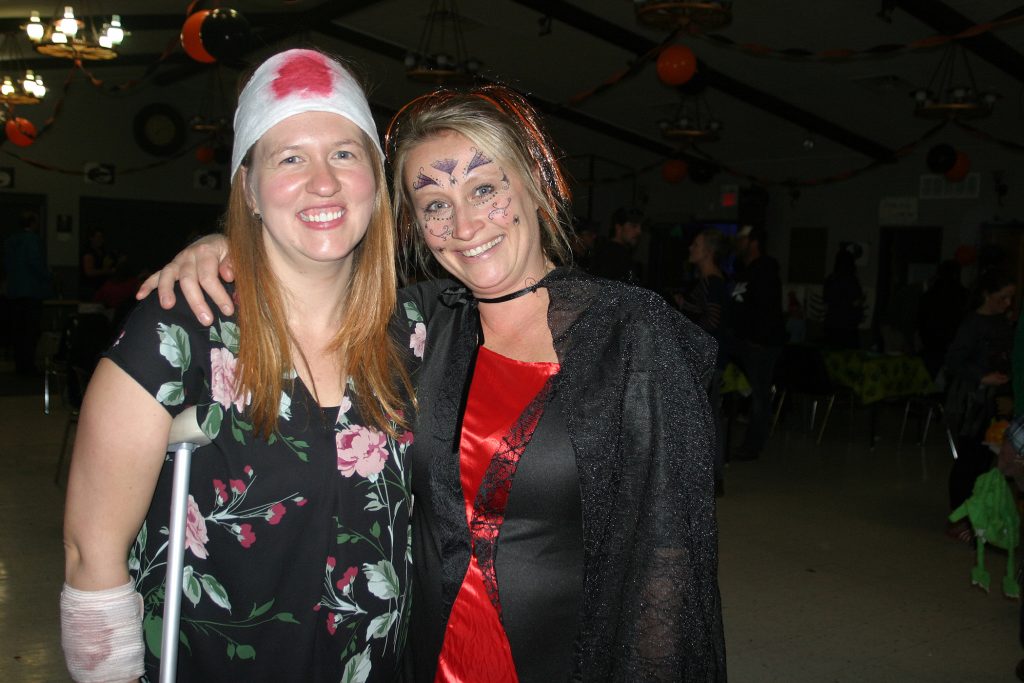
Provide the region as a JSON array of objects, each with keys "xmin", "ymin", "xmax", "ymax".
[{"xmin": 160, "ymin": 406, "xmax": 211, "ymax": 683}]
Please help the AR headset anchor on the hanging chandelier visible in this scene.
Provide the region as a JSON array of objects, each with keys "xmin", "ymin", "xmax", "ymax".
[
  {"xmin": 1, "ymin": 33, "xmax": 46, "ymax": 105},
  {"xmin": 634, "ymin": 1, "xmax": 733, "ymax": 32},
  {"xmin": 658, "ymin": 90, "xmax": 721, "ymax": 143},
  {"xmin": 24, "ymin": 5, "xmax": 126, "ymax": 61},
  {"xmin": 405, "ymin": 0, "xmax": 480, "ymax": 84},
  {"xmin": 910, "ymin": 43, "xmax": 998, "ymax": 120}
]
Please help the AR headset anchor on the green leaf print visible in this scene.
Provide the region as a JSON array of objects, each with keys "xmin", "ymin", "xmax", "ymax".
[
  {"xmin": 366, "ymin": 610, "xmax": 398, "ymax": 640},
  {"xmin": 183, "ymin": 566, "xmax": 201, "ymax": 607},
  {"xmin": 275, "ymin": 612, "xmax": 299, "ymax": 623},
  {"xmin": 340, "ymin": 646, "xmax": 372, "ymax": 683},
  {"xmin": 202, "ymin": 404, "xmax": 223, "ymax": 439},
  {"xmin": 156, "ymin": 381, "xmax": 185, "ymax": 406},
  {"xmin": 249, "ymin": 600, "xmax": 274, "ymax": 618},
  {"xmin": 403, "ymin": 301, "xmax": 424, "ymax": 323},
  {"xmin": 370, "ymin": 521, "xmax": 381, "ymax": 538},
  {"xmin": 201, "ymin": 574, "xmax": 232, "ymax": 611},
  {"xmin": 219, "ymin": 321, "xmax": 241, "ymax": 355},
  {"xmin": 157, "ymin": 323, "xmax": 191, "ymax": 370},
  {"xmin": 235, "ymin": 644, "xmax": 256, "ymax": 660},
  {"xmin": 363, "ymin": 560, "xmax": 399, "ymax": 600},
  {"xmin": 143, "ymin": 612, "xmax": 163, "ymax": 656},
  {"xmin": 364, "ymin": 492, "xmax": 384, "ymax": 512},
  {"xmin": 279, "ymin": 391, "xmax": 292, "ymax": 421}
]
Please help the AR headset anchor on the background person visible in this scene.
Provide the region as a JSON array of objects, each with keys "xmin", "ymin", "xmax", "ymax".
[
  {"xmin": 727, "ymin": 223, "xmax": 785, "ymax": 461},
  {"xmin": 588, "ymin": 205, "xmax": 645, "ymax": 285},
  {"xmin": 61, "ymin": 49, "xmax": 414, "ymax": 682},
  {"xmin": 944, "ymin": 268, "xmax": 1015, "ymax": 541}
]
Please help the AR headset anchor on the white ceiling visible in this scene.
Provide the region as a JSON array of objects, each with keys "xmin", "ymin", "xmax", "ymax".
[{"xmin": 2, "ymin": 1, "xmax": 1022, "ymax": 189}]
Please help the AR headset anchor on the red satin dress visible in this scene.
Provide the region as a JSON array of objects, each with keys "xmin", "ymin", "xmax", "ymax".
[{"xmin": 433, "ymin": 346, "xmax": 559, "ymax": 683}]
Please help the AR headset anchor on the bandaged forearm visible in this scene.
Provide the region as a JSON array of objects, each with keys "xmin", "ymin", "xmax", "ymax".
[{"xmin": 60, "ymin": 580, "xmax": 144, "ymax": 683}]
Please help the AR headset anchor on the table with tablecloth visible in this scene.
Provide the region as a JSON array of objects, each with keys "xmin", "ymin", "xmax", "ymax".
[{"xmin": 823, "ymin": 350, "xmax": 936, "ymax": 405}]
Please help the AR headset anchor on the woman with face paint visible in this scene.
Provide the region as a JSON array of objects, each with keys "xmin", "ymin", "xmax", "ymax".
[
  {"xmin": 141, "ymin": 86, "xmax": 726, "ymax": 682},
  {"xmin": 60, "ymin": 50, "xmax": 414, "ymax": 682}
]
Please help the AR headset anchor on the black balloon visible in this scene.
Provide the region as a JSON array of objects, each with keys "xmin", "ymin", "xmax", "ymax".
[
  {"xmin": 201, "ymin": 9, "xmax": 250, "ymax": 62},
  {"xmin": 690, "ymin": 159, "xmax": 717, "ymax": 184},
  {"xmin": 926, "ymin": 144, "xmax": 956, "ymax": 174}
]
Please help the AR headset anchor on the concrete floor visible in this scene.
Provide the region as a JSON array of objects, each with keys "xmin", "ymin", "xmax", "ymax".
[{"xmin": 0, "ymin": 377, "xmax": 1019, "ymax": 682}]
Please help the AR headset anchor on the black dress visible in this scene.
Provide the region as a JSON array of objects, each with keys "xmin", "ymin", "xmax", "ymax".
[
  {"xmin": 397, "ymin": 268, "xmax": 726, "ymax": 682},
  {"xmin": 107, "ymin": 291, "xmax": 414, "ymax": 682}
]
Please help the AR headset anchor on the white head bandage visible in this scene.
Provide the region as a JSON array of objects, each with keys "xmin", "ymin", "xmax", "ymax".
[{"xmin": 231, "ymin": 49, "xmax": 382, "ymax": 180}]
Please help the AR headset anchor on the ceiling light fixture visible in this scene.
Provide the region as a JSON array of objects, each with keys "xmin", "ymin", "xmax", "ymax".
[
  {"xmin": 24, "ymin": 5, "xmax": 126, "ymax": 61},
  {"xmin": 658, "ymin": 92, "xmax": 721, "ymax": 143},
  {"xmin": 405, "ymin": 0, "xmax": 480, "ymax": 84},
  {"xmin": 0, "ymin": 32, "xmax": 46, "ymax": 105},
  {"xmin": 910, "ymin": 43, "xmax": 998, "ymax": 120},
  {"xmin": 634, "ymin": 1, "xmax": 732, "ymax": 32}
]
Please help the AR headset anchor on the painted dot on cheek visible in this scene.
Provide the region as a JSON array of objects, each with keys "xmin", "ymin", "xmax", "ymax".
[{"xmin": 513, "ymin": 215, "xmax": 520, "ymax": 225}]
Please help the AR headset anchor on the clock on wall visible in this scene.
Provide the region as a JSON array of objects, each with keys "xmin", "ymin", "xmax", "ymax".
[{"xmin": 133, "ymin": 103, "xmax": 187, "ymax": 157}]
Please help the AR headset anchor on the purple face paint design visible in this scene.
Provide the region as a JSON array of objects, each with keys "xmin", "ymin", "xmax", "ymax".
[
  {"xmin": 431, "ymin": 158, "xmax": 459, "ymax": 187},
  {"xmin": 500, "ymin": 169, "xmax": 510, "ymax": 191},
  {"xmin": 412, "ymin": 169, "xmax": 441, "ymax": 191},
  {"xmin": 465, "ymin": 148, "xmax": 493, "ymax": 176},
  {"xmin": 513, "ymin": 215, "xmax": 520, "ymax": 225},
  {"xmin": 427, "ymin": 220, "xmax": 453, "ymax": 242},
  {"xmin": 487, "ymin": 196, "xmax": 512, "ymax": 221}
]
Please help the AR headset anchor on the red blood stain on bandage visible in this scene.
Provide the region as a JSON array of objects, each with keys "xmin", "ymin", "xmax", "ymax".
[{"xmin": 272, "ymin": 53, "xmax": 336, "ymax": 99}]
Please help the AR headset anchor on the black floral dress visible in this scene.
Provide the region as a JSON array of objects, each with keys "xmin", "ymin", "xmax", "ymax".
[{"xmin": 106, "ymin": 292, "xmax": 419, "ymax": 682}]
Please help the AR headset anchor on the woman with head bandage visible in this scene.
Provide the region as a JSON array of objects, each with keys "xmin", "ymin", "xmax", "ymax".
[{"xmin": 61, "ymin": 49, "xmax": 414, "ymax": 682}]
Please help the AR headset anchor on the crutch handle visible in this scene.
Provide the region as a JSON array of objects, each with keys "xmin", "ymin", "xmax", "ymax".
[{"xmin": 160, "ymin": 406, "xmax": 211, "ymax": 683}]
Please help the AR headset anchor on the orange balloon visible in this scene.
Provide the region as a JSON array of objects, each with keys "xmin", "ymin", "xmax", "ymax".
[
  {"xmin": 661, "ymin": 159, "xmax": 688, "ymax": 184},
  {"xmin": 945, "ymin": 150, "xmax": 970, "ymax": 182},
  {"xmin": 656, "ymin": 45, "xmax": 697, "ymax": 86},
  {"xmin": 5, "ymin": 117, "xmax": 37, "ymax": 147},
  {"xmin": 181, "ymin": 10, "xmax": 216, "ymax": 63}
]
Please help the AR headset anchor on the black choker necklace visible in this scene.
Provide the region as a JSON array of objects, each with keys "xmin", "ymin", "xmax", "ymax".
[{"xmin": 475, "ymin": 282, "xmax": 543, "ymax": 304}]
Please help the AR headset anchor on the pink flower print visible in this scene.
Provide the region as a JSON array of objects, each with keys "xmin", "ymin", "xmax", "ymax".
[
  {"xmin": 336, "ymin": 425, "xmax": 389, "ymax": 478},
  {"xmin": 409, "ymin": 323, "xmax": 426, "ymax": 359},
  {"xmin": 111, "ymin": 330, "xmax": 125, "ymax": 348},
  {"xmin": 336, "ymin": 566, "xmax": 358, "ymax": 592},
  {"xmin": 230, "ymin": 479, "xmax": 247, "ymax": 495},
  {"xmin": 237, "ymin": 523, "xmax": 256, "ymax": 548},
  {"xmin": 326, "ymin": 613, "xmax": 339, "ymax": 636},
  {"xmin": 326, "ymin": 556, "xmax": 337, "ymax": 570},
  {"xmin": 184, "ymin": 495, "xmax": 209, "ymax": 559},
  {"xmin": 213, "ymin": 479, "xmax": 228, "ymax": 504},
  {"xmin": 398, "ymin": 429, "xmax": 414, "ymax": 446},
  {"xmin": 293, "ymin": 496, "xmax": 308, "ymax": 507},
  {"xmin": 244, "ymin": 465, "xmax": 253, "ymax": 476},
  {"xmin": 209, "ymin": 347, "xmax": 249, "ymax": 412},
  {"xmin": 267, "ymin": 502, "xmax": 287, "ymax": 526}
]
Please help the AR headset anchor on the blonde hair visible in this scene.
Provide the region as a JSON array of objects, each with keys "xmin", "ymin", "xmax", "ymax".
[
  {"xmin": 386, "ymin": 86, "xmax": 575, "ymax": 275},
  {"xmin": 227, "ymin": 126, "xmax": 411, "ymax": 439}
]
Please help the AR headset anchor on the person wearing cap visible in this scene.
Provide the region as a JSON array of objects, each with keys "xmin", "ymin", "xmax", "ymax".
[
  {"xmin": 588, "ymin": 206, "xmax": 646, "ymax": 285},
  {"xmin": 60, "ymin": 49, "xmax": 414, "ymax": 682},
  {"xmin": 728, "ymin": 224, "xmax": 786, "ymax": 460}
]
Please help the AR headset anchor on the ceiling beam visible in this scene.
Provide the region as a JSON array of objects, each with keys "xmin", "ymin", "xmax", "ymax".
[
  {"xmin": 511, "ymin": 0, "xmax": 896, "ymax": 161},
  {"xmin": 894, "ymin": 0, "xmax": 1024, "ymax": 84}
]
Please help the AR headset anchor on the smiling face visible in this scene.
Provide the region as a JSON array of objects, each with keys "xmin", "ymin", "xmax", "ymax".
[
  {"xmin": 243, "ymin": 110, "xmax": 376, "ymax": 276},
  {"xmin": 403, "ymin": 130, "xmax": 550, "ymax": 298}
]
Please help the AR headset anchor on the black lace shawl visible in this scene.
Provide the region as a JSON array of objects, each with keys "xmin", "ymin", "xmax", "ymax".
[{"xmin": 400, "ymin": 267, "xmax": 727, "ymax": 682}]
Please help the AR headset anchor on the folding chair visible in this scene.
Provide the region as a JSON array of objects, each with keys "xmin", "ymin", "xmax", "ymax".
[{"xmin": 161, "ymin": 406, "xmax": 211, "ymax": 682}]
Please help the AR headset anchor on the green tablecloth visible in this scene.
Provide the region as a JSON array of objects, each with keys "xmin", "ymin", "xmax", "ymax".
[{"xmin": 824, "ymin": 350, "xmax": 936, "ymax": 405}]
